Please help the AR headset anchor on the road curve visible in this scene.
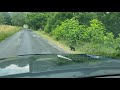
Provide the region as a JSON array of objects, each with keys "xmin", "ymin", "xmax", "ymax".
[{"xmin": 0, "ymin": 29, "xmax": 68, "ymax": 58}]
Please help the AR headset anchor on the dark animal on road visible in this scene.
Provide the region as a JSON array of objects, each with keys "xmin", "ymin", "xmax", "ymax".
[{"xmin": 69, "ymin": 45, "xmax": 75, "ymax": 51}]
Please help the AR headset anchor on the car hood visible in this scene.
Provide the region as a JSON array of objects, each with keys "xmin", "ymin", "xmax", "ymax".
[{"xmin": 0, "ymin": 54, "xmax": 120, "ymax": 77}]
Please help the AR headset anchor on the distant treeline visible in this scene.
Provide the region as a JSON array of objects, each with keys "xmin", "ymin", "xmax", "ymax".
[
  {"xmin": 1, "ymin": 12, "xmax": 120, "ymax": 37},
  {"xmin": 24, "ymin": 12, "xmax": 120, "ymax": 37}
]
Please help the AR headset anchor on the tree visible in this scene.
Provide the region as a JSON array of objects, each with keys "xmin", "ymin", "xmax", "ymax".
[
  {"xmin": 73, "ymin": 12, "xmax": 98, "ymax": 25},
  {"xmin": 87, "ymin": 19, "xmax": 106, "ymax": 43},
  {"xmin": 44, "ymin": 12, "xmax": 74, "ymax": 33},
  {"xmin": 1, "ymin": 12, "xmax": 12, "ymax": 25},
  {"xmin": 0, "ymin": 13, "xmax": 5, "ymax": 24},
  {"xmin": 10, "ymin": 12, "xmax": 27, "ymax": 26},
  {"xmin": 26, "ymin": 12, "xmax": 47, "ymax": 30},
  {"xmin": 52, "ymin": 18, "xmax": 81, "ymax": 44},
  {"xmin": 97, "ymin": 12, "xmax": 120, "ymax": 37}
]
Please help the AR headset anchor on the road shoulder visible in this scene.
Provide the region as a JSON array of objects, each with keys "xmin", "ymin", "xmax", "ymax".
[{"xmin": 33, "ymin": 31, "xmax": 70, "ymax": 54}]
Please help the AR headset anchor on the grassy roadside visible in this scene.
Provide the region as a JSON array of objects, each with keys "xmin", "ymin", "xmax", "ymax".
[
  {"xmin": 0, "ymin": 25, "xmax": 22, "ymax": 42},
  {"xmin": 34, "ymin": 30, "xmax": 83, "ymax": 54},
  {"xmin": 34, "ymin": 30, "xmax": 120, "ymax": 59}
]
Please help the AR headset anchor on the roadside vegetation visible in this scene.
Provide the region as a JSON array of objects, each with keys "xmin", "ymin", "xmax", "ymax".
[
  {"xmin": 0, "ymin": 12, "xmax": 24, "ymax": 42},
  {"xmin": 1, "ymin": 12, "xmax": 120, "ymax": 58},
  {"xmin": 24, "ymin": 12, "xmax": 120, "ymax": 58},
  {"xmin": 0, "ymin": 25, "xmax": 22, "ymax": 42}
]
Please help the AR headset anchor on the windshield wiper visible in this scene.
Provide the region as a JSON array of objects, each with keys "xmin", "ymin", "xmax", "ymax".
[
  {"xmin": 0, "ymin": 56, "xmax": 22, "ymax": 61},
  {"xmin": 0, "ymin": 54, "xmax": 68, "ymax": 60},
  {"xmin": 57, "ymin": 55, "xmax": 72, "ymax": 61},
  {"xmin": 0, "ymin": 57, "xmax": 9, "ymax": 60},
  {"xmin": 17, "ymin": 54, "xmax": 44, "ymax": 56},
  {"xmin": 0, "ymin": 54, "xmax": 43, "ymax": 60}
]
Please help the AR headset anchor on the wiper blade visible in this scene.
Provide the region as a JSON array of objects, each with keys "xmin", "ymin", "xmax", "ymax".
[
  {"xmin": 0, "ymin": 54, "xmax": 66, "ymax": 60},
  {"xmin": 0, "ymin": 54, "xmax": 65, "ymax": 59},
  {"xmin": 17, "ymin": 54, "xmax": 67, "ymax": 56},
  {"xmin": 0, "ymin": 53, "xmax": 97, "ymax": 60},
  {"xmin": 0, "ymin": 54, "xmax": 41, "ymax": 60},
  {"xmin": 0, "ymin": 57, "xmax": 8, "ymax": 60},
  {"xmin": 0, "ymin": 56, "xmax": 19, "ymax": 60},
  {"xmin": 17, "ymin": 54, "xmax": 43, "ymax": 56},
  {"xmin": 57, "ymin": 55, "xmax": 72, "ymax": 61}
]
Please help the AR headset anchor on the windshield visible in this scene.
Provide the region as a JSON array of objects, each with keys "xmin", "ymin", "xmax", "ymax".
[{"xmin": 0, "ymin": 12, "xmax": 120, "ymax": 78}]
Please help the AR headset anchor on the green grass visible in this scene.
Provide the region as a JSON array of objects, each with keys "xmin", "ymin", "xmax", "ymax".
[
  {"xmin": 34, "ymin": 30, "xmax": 120, "ymax": 59},
  {"xmin": 0, "ymin": 25, "xmax": 22, "ymax": 42}
]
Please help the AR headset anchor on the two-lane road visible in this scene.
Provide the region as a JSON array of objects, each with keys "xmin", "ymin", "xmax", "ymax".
[{"xmin": 0, "ymin": 29, "xmax": 68, "ymax": 58}]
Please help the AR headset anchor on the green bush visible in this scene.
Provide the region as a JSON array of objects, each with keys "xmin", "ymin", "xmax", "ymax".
[{"xmin": 52, "ymin": 18, "xmax": 80, "ymax": 44}]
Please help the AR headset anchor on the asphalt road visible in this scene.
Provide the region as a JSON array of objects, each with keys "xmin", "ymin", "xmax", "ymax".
[{"xmin": 0, "ymin": 29, "xmax": 68, "ymax": 58}]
